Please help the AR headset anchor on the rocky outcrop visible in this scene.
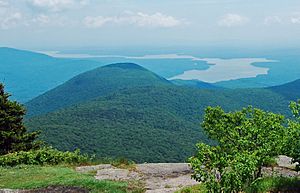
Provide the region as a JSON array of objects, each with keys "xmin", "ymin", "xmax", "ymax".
[{"xmin": 77, "ymin": 163, "xmax": 198, "ymax": 193}]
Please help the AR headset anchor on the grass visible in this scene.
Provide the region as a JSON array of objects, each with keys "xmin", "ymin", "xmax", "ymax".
[
  {"xmin": 0, "ymin": 165, "xmax": 145, "ymax": 193},
  {"xmin": 110, "ymin": 158, "xmax": 137, "ymax": 171},
  {"xmin": 246, "ymin": 177, "xmax": 300, "ymax": 193},
  {"xmin": 175, "ymin": 184, "xmax": 206, "ymax": 193}
]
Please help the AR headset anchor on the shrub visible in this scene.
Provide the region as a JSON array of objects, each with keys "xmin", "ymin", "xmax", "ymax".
[
  {"xmin": 0, "ymin": 147, "xmax": 89, "ymax": 167},
  {"xmin": 189, "ymin": 105, "xmax": 300, "ymax": 193},
  {"xmin": 246, "ymin": 177, "xmax": 300, "ymax": 193}
]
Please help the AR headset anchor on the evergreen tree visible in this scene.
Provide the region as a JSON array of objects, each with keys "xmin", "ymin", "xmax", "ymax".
[{"xmin": 0, "ymin": 83, "xmax": 40, "ymax": 155}]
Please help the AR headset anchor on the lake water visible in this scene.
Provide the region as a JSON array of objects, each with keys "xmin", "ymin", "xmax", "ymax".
[{"xmin": 169, "ymin": 58, "xmax": 277, "ymax": 83}]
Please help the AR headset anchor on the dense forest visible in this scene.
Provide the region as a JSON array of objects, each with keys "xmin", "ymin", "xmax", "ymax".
[{"xmin": 25, "ymin": 63, "xmax": 300, "ymax": 162}]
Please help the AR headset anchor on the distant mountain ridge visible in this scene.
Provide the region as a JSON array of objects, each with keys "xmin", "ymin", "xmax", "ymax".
[
  {"xmin": 0, "ymin": 47, "xmax": 51, "ymax": 60},
  {"xmin": 2, "ymin": 47, "xmax": 300, "ymax": 102},
  {"xmin": 0, "ymin": 47, "xmax": 102, "ymax": 102}
]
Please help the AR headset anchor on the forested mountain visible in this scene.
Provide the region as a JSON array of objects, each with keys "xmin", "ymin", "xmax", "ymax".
[
  {"xmin": 26, "ymin": 63, "xmax": 170, "ymax": 117},
  {"xmin": 25, "ymin": 63, "xmax": 295, "ymax": 162},
  {"xmin": 171, "ymin": 79, "xmax": 220, "ymax": 89}
]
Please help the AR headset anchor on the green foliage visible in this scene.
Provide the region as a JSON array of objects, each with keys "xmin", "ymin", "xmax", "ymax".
[
  {"xmin": 0, "ymin": 83, "xmax": 40, "ymax": 155},
  {"xmin": 286, "ymin": 100, "xmax": 300, "ymax": 171},
  {"xmin": 290, "ymin": 100, "xmax": 300, "ymax": 119},
  {"xmin": 26, "ymin": 84, "xmax": 293, "ymax": 163},
  {"xmin": 0, "ymin": 147, "xmax": 89, "ymax": 167},
  {"xmin": 26, "ymin": 63, "xmax": 171, "ymax": 117},
  {"xmin": 176, "ymin": 184, "xmax": 207, "ymax": 193},
  {"xmin": 270, "ymin": 79, "xmax": 300, "ymax": 101},
  {"xmin": 110, "ymin": 158, "xmax": 135, "ymax": 168},
  {"xmin": 246, "ymin": 177, "xmax": 300, "ymax": 193},
  {"xmin": 177, "ymin": 177, "xmax": 300, "ymax": 193},
  {"xmin": 0, "ymin": 165, "xmax": 144, "ymax": 193},
  {"xmin": 26, "ymin": 85, "xmax": 292, "ymax": 163},
  {"xmin": 25, "ymin": 63, "xmax": 295, "ymax": 163},
  {"xmin": 189, "ymin": 106, "xmax": 297, "ymax": 193}
]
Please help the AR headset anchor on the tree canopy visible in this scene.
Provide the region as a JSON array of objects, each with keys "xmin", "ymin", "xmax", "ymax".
[
  {"xmin": 189, "ymin": 103, "xmax": 300, "ymax": 193},
  {"xmin": 0, "ymin": 83, "xmax": 40, "ymax": 155}
]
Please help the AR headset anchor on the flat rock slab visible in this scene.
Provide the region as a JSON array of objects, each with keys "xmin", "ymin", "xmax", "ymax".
[
  {"xmin": 136, "ymin": 163, "xmax": 198, "ymax": 192},
  {"xmin": 95, "ymin": 168, "xmax": 141, "ymax": 181},
  {"xmin": 144, "ymin": 174, "xmax": 198, "ymax": 191},
  {"xmin": 76, "ymin": 164, "xmax": 113, "ymax": 173},
  {"xmin": 145, "ymin": 188, "xmax": 179, "ymax": 193},
  {"xmin": 136, "ymin": 163, "xmax": 192, "ymax": 177},
  {"xmin": 87, "ymin": 163, "xmax": 198, "ymax": 193}
]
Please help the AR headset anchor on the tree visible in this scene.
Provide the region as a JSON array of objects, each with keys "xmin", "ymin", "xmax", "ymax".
[
  {"xmin": 189, "ymin": 106, "xmax": 297, "ymax": 193},
  {"xmin": 0, "ymin": 83, "xmax": 40, "ymax": 155},
  {"xmin": 287, "ymin": 100, "xmax": 300, "ymax": 171}
]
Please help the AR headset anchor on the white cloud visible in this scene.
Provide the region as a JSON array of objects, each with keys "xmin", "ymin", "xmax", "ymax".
[
  {"xmin": 79, "ymin": 0, "xmax": 89, "ymax": 6},
  {"xmin": 0, "ymin": 0, "xmax": 8, "ymax": 7},
  {"xmin": 31, "ymin": 14, "xmax": 74, "ymax": 27},
  {"xmin": 28, "ymin": 0, "xmax": 88, "ymax": 12},
  {"xmin": 264, "ymin": 16, "xmax": 282, "ymax": 25},
  {"xmin": 84, "ymin": 16, "xmax": 112, "ymax": 28},
  {"xmin": 291, "ymin": 17, "xmax": 300, "ymax": 24},
  {"xmin": 0, "ymin": 12, "xmax": 22, "ymax": 29},
  {"xmin": 0, "ymin": 1, "xmax": 24, "ymax": 29},
  {"xmin": 291, "ymin": 13, "xmax": 300, "ymax": 24},
  {"xmin": 84, "ymin": 12, "xmax": 184, "ymax": 28},
  {"xmin": 0, "ymin": 0, "xmax": 85, "ymax": 29},
  {"xmin": 218, "ymin": 13, "xmax": 249, "ymax": 27},
  {"xmin": 126, "ymin": 12, "xmax": 182, "ymax": 27},
  {"xmin": 31, "ymin": 14, "xmax": 51, "ymax": 25}
]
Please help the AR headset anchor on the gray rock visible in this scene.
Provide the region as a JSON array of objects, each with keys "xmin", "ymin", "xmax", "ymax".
[
  {"xmin": 75, "ymin": 164, "xmax": 113, "ymax": 173},
  {"xmin": 145, "ymin": 188, "xmax": 179, "ymax": 193},
  {"xmin": 0, "ymin": 190, "xmax": 20, "ymax": 193},
  {"xmin": 137, "ymin": 163, "xmax": 192, "ymax": 177},
  {"xmin": 92, "ymin": 163, "xmax": 198, "ymax": 193},
  {"xmin": 144, "ymin": 174, "xmax": 198, "ymax": 192},
  {"xmin": 262, "ymin": 166, "xmax": 300, "ymax": 178},
  {"xmin": 276, "ymin": 155, "xmax": 298, "ymax": 169},
  {"xmin": 95, "ymin": 168, "xmax": 141, "ymax": 181}
]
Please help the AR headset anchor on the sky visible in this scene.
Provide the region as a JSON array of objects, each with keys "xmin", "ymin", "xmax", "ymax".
[{"xmin": 1, "ymin": 0, "xmax": 300, "ymax": 49}]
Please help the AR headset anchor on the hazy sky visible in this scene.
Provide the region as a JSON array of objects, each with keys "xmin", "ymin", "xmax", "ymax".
[{"xmin": 1, "ymin": 0, "xmax": 300, "ymax": 49}]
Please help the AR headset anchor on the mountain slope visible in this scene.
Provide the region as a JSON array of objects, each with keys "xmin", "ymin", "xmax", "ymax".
[
  {"xmin": 171, "ymin": 79, "xmax": 220, "ymax": 89},
  {"xmin": 26, "ymin": 63, "xmax": 171, "ymax": 117},
  {"xmin": 26, "ymin": 86, "xmax": 290, "ymax": 162},
  {"xmin": 268, "ymin": 79, "xmax": 300, "ymax": 101},
  {"xmin": 25, "ymin": 63, "xmax": 292, "ymax": 162},
  {"xmin": 0, "ymin": 47, "xmax": 101, "ymax": 102}
]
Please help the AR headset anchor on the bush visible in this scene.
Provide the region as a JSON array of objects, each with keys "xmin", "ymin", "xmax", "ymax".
[
  {"xmin": 189, "ymin": 105, "xmax": 299, "ymax": 193},
  {"xmin": 0, "ymin": 147, "xmax": 89, "ymax": 167},
  {"xmin": 246, "ymin": 177, "xmax": 300, "ymax": 193}
]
